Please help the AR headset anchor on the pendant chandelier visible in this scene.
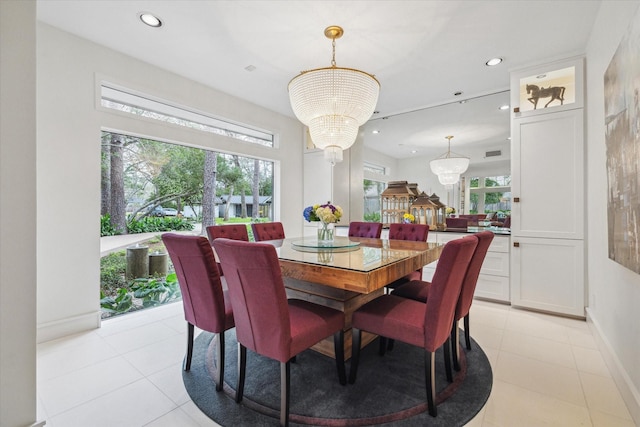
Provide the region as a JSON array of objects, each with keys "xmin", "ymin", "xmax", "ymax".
[
  {"xmin": 429, "ymin": 136, "xmax": 470, "ymax": 185},
  {"xmin": 288, "ymin": 26, "xmax": 380, "ymax": 163}
]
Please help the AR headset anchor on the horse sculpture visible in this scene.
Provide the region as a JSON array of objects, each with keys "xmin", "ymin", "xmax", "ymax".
[{"xmin": 526, "ymin": 84, "xmax": 565, "ymax": 109}]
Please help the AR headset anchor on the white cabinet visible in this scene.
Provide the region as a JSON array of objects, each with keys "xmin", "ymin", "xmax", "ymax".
[
  {"xmin": 425, "ymin": 231, "xmax": 510, "ymax": 303},
  {"xmin": 511, "ymin": 110, "xmax": 584, "ymax": 239},
  {"xmin": 509, "ymin": 57, "xmax": 585, "ymax": 317},
  {"xmin": 510, "ymin": 237, "xmax": 584, "ymax": 317}
]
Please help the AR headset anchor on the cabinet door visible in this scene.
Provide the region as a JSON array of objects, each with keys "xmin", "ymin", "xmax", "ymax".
[
  {"xmin": 475, "ymin": 275, "xmax": 510, "ymax": 302},
  {"xmin": 510, "ymin": 237, "xmax": 585, "ymax": 317},
  {"xmin": 511, "ymin": 109, "xmax": 584, "ymax": 239}
]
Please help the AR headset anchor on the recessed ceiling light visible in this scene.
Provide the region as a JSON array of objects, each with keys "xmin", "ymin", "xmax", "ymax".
[
  {"xmin": 245, "ymin": 65, "xmax": 256, "ymax": 72},
  {"xmin": 411, "ymin": 150, "xmax": 418, "ymax": 154},
  {"xmin": 139, "ymin": 12, "xmax": 162, "ymax": 28},
  {"xmin": 499, "ymin": 104, "xmax": 509, "ymax": 110},
  {"xmin": 485, "ymin": 57, "xmax": 503, "ymax": 66},
  {"xmin": 372, "ymin": 130, "xmax": 380, "ymax": 134}
]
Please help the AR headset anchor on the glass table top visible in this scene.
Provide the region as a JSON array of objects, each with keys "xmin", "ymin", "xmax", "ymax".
[{"xmin": 290, "ymin": 236, "xmax": 361, "ymax": 252}]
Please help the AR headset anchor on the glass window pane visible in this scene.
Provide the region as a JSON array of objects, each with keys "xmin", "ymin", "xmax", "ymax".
[
  {"xmin": 364, "ymin": 180, "xmax": 385, "ymax": 222},
  {"xmin": 484, "ymin": 192, "xmax": 511, "ymax": 215}
]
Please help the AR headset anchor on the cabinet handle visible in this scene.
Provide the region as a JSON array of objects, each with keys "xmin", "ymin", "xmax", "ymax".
[
  {"xmin": 513, "ymin": 242, "xmax": 520, "ymax": 248},
  {"xmin": 514, "ymin": 197, "xmax": 520, "ymax": 202},
  {"xmin": 513, "ymin": 107, "xmax": 520, "ymax": 113}
]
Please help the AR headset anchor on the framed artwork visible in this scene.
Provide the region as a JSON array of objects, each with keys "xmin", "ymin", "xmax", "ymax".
[
  {"xmin": 605, "ymin": 6, "xmax": 640, "ymax": 274},
  {"xmin": 510, "ymin": 57, "xmax": 584, "ymax": 118}
]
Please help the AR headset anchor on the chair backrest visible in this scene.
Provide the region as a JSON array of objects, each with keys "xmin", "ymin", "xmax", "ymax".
[
  {"xmin": 348, "ymin": 222, "xmax": 382, "ymax": 238},
  {"xmin": 502, "ymin": 216, "xmax": 511, "ymax": 228},
  {"xmin": 423, "ymin": 236, "xmax": 478, "ymax": 352},
  {"xmin": 446, "ymin": 217, "xmax": 468, "ymax": 229},
  {"xmin": 251, "ymin": 222, "xmax": 286, "ymax": 241},
  {"xmin": 455, "ymin": 231, "xmax": 494, "ymax": 321},
  {"xmin": 212, "ymin": 238, "xmax": 291, "ymax": 362},
  {"xmin": 388, "ymin": 223, "xmax": 429, "ymax": 242},
  {"xmin": 206, "ymin": 224, "xmax": 249, "ymax": 242},
  {"xmin": 162, "ymin": 233, "xmax": 228, "ymax": 333}
]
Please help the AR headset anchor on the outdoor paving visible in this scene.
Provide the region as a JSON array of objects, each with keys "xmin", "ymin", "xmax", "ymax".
[{"xmin": 100, "ymin": 224, "xmax": 202, "ymax": 256}]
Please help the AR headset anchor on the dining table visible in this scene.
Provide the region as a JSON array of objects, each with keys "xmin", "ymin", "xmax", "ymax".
[{"xmin": 264, "ymin": 236, "xmax": 443, "ymax": 359}]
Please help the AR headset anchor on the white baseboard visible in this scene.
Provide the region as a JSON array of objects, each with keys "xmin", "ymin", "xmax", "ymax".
[
  {"xmin": 37, "ymin": 311, "xmax": 101, "ymax": 343},
  {"xmin": 586, "ymin": 307, "xmax": 640, "ymax": 424}
]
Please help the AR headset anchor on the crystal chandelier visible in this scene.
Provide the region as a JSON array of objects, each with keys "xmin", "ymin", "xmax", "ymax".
[
  {"xmin": 430, "ymin": 136, "xmax": 470, "ymax": 185},
  {"xmin": 288, "ymin": 26, "xmax": 380, "ymax": 163}
]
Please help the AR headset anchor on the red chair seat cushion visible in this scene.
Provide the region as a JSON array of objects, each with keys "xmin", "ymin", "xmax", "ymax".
[
  {"xmin": 288, "ymin": 299, "xmax": 345, "ymax": 358},
  {"xmin": 391, "ymin": 279, "xmax": 430, "ymax": 303},
  {"xmin": 352, "ymin": 295, "xmax": 426, "ymax": 348}
]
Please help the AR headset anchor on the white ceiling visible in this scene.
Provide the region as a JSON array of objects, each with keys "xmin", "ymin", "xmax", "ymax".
[{"xmin": 37, "ymin": 0, "xmax": 601, "ymax": 160}]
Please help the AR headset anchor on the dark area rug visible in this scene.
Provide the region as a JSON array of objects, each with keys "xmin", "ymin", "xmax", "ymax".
[{"xmin": 183, "ymin": 329, "xmax": 492, "ymax": 426}]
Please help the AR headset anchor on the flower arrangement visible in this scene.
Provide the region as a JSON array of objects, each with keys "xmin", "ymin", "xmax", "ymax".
[
  {"xmin": 402, "ymin": 212, "xmax": 415, "ymax": 224},
  {"xmin": 446, "ymin": 207, "xmax": 456, "ymax": 215},
  {"xmin": 303, "ymin": 202, "xmax": 343, "ymax": 224}
]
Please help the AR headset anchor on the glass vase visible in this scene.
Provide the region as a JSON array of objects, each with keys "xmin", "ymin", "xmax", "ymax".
[{"xmin": 317, "ymin": 221, "xmax": 335, "ymax": 244}]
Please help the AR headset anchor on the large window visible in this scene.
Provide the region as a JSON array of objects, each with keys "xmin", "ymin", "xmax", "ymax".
[
  {"xmin": 364, "ymin": 180, "xmax": 386, "ymax": 222},
  {"xmin": 469, "ymin": 175, "xmax": 511, "ymax": 216},
  {"xmin": 100, "ymin": 131, "xmax": 274, "ymax": 318}
]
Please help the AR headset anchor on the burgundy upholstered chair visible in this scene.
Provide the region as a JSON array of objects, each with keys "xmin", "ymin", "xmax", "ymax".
[
  {"xmin": 445, "ymin": 217, "xmax": 468, "ymax": 229},
  {"xmin": 206, "ymin": 224, "xmax": 249, "ymax": 242},
  {"xmin": 392, "ymin": 231, "xmax": 494, "ymax": 370},
  {"xmin": 501, "ymin": 216, "xmax": 511, "ymax": 228},
  {"xmin": 251, "ymin": 221, "xmax": 286, "ymax": 241},
  {"xmin": 348, "ymin": 221, "xmax": 382, "ymax": 238},
  {"xmin": 212, "ymin": 238, "xmax": 346, "ymax": 427},
  {"xmin": 206, "ymin": 224, "xmax": 250, "ymax": 275},
  {"xmin": 384, "ymin": 223, "xmax": 430, "ymax": 294},
  {"xmin": 349, "ymin": 236, "xmax": 478, "ymax": 417},
  {"xmin": 161, "ymin": 233, "xmax": 234, "ymax": 392}
]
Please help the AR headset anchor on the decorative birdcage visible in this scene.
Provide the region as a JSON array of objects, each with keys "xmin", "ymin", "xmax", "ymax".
[
  {"xmin": 410, "ymin": 192, "xmax": 439, "ymax": 230},
  {"xmin": 381, "ymin": 181, "xmax": 420, "ymax": 226},
  {"xmin": 428, "ymin": 193, "xmax": 447, "ymax": 230}
]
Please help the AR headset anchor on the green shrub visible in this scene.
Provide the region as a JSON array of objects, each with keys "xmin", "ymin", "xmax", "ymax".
[
  {"xmin": 131, "ymin": 273, "xmax": 181, "ymax": 308},
  {"xmin": 100, "ymin": 288, "xmax": 133, "ymax": 314},
  {"xmin": 100, "ymin": 251, "xmax": 127, "ymax": 293},
  {"xmin": 127, "ymin": 216, "xmax": 194, "ymax": 233},
  {"xmin": 363, "ymin": 212, "xmax": 381, "ymax": 222},
  {"xmin": 100, "ymin": 214, "xmax": 120, "ymax": 236}
]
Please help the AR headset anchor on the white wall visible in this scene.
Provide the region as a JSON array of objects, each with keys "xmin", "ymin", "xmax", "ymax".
[
  {"xmin": 36, "ymin": 23, "xmax": 304, "ymax": 341},
  {"xmin": 0, "ymin": 2, "xmax": 38, "ymax": 426},
  {"xmin": 585, "ymin": 1, "xmax": 640, "ymax": 422}
]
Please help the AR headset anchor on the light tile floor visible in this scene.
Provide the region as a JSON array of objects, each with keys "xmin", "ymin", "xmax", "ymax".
[{"xmin": 37, "ymin": 300, "xmax": 636, "ymax": 427}]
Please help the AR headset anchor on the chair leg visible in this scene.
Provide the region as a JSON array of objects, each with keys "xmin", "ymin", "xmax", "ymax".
[
  {"xmin": 184, "ymin": 322, "xmax": 194, "ymax": 371},
  {"xmin": 451, "ymin": 320, "xmax": 461, "ymax": 372},
  {"xmin": 378, "ymin": 336, "xmax": 388, "ymax": 356},
  {"xmin": 464, "ymin": 314, "xmax": 472, "ymax": 350},
  {"xmin": 280, "ymin": 361, "xmax": 290, "ymax": 427},
  {"xmin": 443, "ymin": 337, "xmax": 453, "ymax": 383},
  {"xmin": 333, "ymin": 330, "xmax": 346, "ymax": 385},
  {"xmin": 348, "ymin": 328, "xmax": 362, "ymax": 384},
  {"xmin": 214, "ymin": 332, "xmax": 225, "ymax": 391},
  {"xmin": 425, "ymin": 350, "xmax": 437, "ymax": 417},
  {"xmin": 235, "ymin": 343, "xmax": 246, "ymax": 403}
]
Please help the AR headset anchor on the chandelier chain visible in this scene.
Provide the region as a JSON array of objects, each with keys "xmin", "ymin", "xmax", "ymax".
[{"xmin": 331, "ymin": 37, "xmax": 337, "ymax": 67}]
